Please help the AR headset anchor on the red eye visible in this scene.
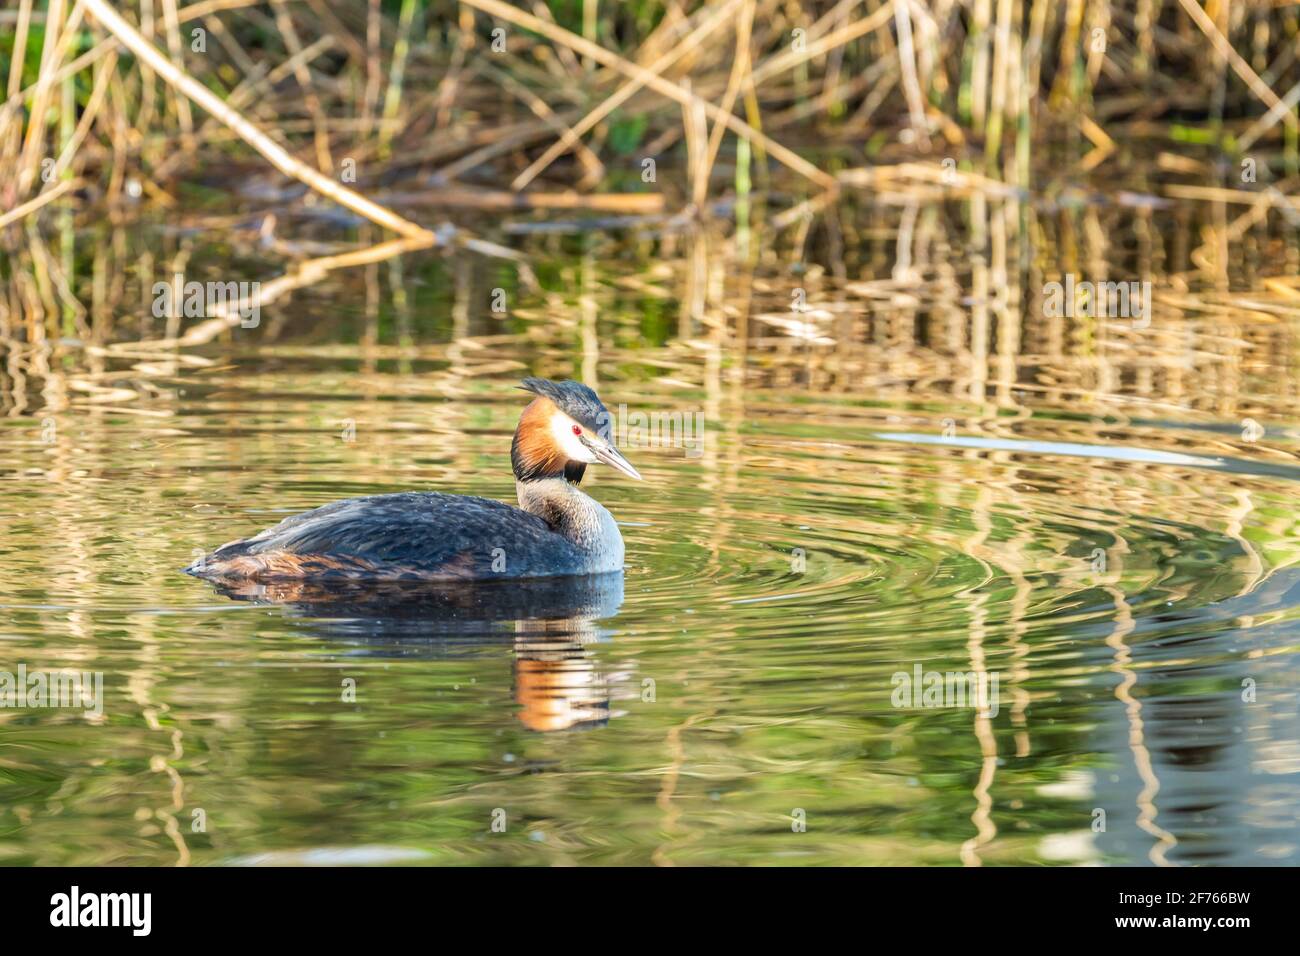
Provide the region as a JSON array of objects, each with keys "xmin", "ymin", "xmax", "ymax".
[{"xmin": 572, "ymin": 425, "xmax": 582, "ymax": 436}]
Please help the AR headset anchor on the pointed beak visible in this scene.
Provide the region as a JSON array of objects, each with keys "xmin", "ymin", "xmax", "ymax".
[{"xmin": 583, "ymin": 435, "xmax": 642, "ymax": 480}]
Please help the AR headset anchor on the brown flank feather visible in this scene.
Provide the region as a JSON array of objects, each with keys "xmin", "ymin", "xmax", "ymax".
[
  {"xmin": 202, "ymin": 552, "xmax": 383, "ymax": 581},
  {"xmin": 200, "ymin": 550, "xmax": 494, "ymax": 582}
]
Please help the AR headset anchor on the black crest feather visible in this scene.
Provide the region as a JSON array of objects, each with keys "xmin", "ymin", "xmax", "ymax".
[{"xmin": 518, "ymin": 378, "xmax": 611, "ymax": 434}]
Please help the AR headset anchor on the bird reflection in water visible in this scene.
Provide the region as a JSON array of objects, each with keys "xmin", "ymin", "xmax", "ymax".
[{"xmin": 205, "ymin": 572, "xmax": 626, "ymax": 732}]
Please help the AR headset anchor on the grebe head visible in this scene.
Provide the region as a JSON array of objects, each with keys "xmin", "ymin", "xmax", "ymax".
[{"xmin": 511, "ymin": 378, "xmax": 642, "ymax": 483}]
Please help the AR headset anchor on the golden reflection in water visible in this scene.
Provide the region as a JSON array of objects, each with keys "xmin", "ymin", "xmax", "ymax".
[
  {"xmin": 205, "ymin": 575, "xmax": 622, "ymax": 736},
  {"xmin": 513, "ymin": 624, "xmax": 611, "ymax": 734}
]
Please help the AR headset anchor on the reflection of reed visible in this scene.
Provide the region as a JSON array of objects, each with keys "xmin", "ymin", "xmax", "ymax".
[
  {"xmin": 1225, "ymin": 490, "xmax": 1266, "ymax": 599},
  {"xmin": 958, "ymin": 482, "xmax": 999, "ymax": 867},
  {"xmin": 651, "ymin": 711, "xmax": 707, "ymax": 868},
  {"xmin": 137, "ymin": 236, "xmax": 436, "ymax": 348},
  {"xmin": 131, "ymin": 681, "xmax": 193, "ymax": 868},
  {"xmin": 1103, "ymin": 531, "xmax": 1178, "ymax": 867}
]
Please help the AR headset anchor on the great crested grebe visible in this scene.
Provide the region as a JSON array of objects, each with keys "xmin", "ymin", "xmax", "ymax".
[{"xmin": 185, "ymin": 378, "xmax": 641, "ymax": 582}]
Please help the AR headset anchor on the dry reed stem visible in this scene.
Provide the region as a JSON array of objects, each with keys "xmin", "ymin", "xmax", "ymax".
[
  {"xmin": 430, "ymin": 7, "xmax": 476, "ymax": 133},
  {"xmin": 80, "ymin": 0, "xmax": 436, "ymax": 241},
  {"xmin": 1238, "ymin": 77, "xmax": 1300, "ymax": 151},
  {"xmin": 839, "ymin": 161, "xmax": 1018, "ymax": 196},
  {"xmin": 5, "ymin": 0, "xmax": 33, "ymax": 98},
  {"xmin": 702, "ymin": 0, "xmax": 755, "ymax": 189},
  {"xmin": 377, "ymin": 186, "xmax": 664, "ymax": 213},
  {"xmin": 380, "ymin": 0, "xmax": 417, "ymax": 154},
  {"xmin": 892, "ymin": 0, "xmax": 929, "ymax": 143},
  {"xmin": 682, "ymin": 78, "xmax": 709, "ymax": 206},
  {"xmin": 987, "ymin": 0, "xmax": 1014, "ymax": 164},
  {"xmin": 176, "ymin": 0, "xmax": 272, "ymax": 18},
  {"xmin": 17, "ymin": 0, "xmax": 74, "ymax": 198},
  {"xmin": 160, "ymin": 0, "xmax": 196, "ymax": 150},
  {"xmin": 1164, "ymin": 183, "xmax": 1300, "ymax": 210},
  {"xmin": 361, "ymin": 0, "xmax": 382, "ymax": 136},
  {"xmin": 0, "ymin": 179, "xmax": 82, "ymax": 231},
  {"xmin": 47, "ymin": 50, "xmax": 119, "ymax": 184}
]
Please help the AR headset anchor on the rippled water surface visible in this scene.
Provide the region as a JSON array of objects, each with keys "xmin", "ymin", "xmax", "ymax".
[{"xmin": 3, "ymin": 191, "xmax": 1300, "ymax": 865}]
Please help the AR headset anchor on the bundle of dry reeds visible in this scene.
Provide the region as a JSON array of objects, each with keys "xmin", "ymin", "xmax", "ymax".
[{"xmin": 4, "ymin": 1, "xmax": 1300, "ymax": 226}]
